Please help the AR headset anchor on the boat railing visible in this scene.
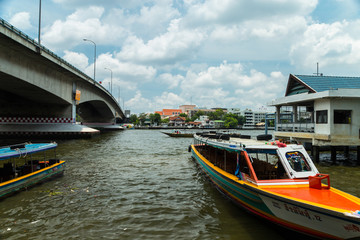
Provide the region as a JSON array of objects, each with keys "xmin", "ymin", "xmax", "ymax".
[
  {"xmin": 0, "ymin": 142, "xmax": 28, "ymax": 150},
  {"xmin": 276, "ymin": 122, "xmax": 315, "ymax": 133},
  {"xmin": 194, "ymin": 133, "xmax": 248, "ymax": 151}
]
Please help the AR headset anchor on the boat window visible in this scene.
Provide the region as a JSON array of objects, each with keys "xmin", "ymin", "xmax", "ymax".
[
  {"xmin": 247, "ymin": 151, "xmax": 285, "ymax": 180},
  {"xmin": 285, "ymin": 151, "xmax": 311, "ymax": 172}
]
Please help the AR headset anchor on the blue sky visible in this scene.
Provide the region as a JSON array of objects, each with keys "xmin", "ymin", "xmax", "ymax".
[{"xmin": 1, "ymin": 0, "xmax": 360, "ymax": 114}]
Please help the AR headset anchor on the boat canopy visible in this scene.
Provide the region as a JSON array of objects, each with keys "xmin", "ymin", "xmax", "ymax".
[{"xmin": 0, "ymin": 143, "xmax": 57, "ymax": 161}]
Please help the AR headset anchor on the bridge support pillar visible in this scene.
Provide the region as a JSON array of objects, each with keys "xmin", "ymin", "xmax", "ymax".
[{"xmin": 72, "ymin": 82, "xmax": 77, "ymax": 123}]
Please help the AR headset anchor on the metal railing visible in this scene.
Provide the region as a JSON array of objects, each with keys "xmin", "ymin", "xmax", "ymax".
[{"xmin": 276, "ymin": 122, "xmax": 315, "ymax": 133}]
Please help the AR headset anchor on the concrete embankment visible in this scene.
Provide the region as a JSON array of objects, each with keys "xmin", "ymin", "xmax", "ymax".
[{"xmin": 0, "ymin": 123, "xmax": 100, "ymax": 139}]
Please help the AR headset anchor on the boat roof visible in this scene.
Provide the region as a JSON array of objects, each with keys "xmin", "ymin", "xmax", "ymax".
[
  {"xmin": 193, "ymin": 134, "xmax": 304, "ymax": 154},
  {"xmin": 0, "ymin": 143, "xmax": 57, "ymax": 160}
]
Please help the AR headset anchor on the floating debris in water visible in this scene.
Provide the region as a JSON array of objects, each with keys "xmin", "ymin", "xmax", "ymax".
[{"xmin": 49, "ymin": 190, "xmax": 63, "ymax": 196}]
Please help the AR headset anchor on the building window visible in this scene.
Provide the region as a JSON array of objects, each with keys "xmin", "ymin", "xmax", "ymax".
[
  {"xmin": 316, "ymin": 110, "xmax": 327, "ymax": 124},
  {"xmin": 334, "ymin": 110, "xmax": 351, "ymax": 124}
]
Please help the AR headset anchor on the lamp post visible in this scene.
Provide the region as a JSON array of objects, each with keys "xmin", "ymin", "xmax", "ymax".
[
  {"xmin": 38, "ymin": 0, "xmax": 42, "ymax": 46},
  {"xmin": 83, "ymin": 38, "xmax": 96, "ymax": 81},
  {"xmin": 104, "ymin": 67, "xmax": 113, "ymax": 94}
]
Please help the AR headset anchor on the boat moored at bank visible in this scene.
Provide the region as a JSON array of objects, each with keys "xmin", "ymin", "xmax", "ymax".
[
  {"xmin": 0, "ymin": 142, "xmax": 65, "ymax": 199},
  {"xmin": 162, "ymin": 130, "xmax": 195, "ymax": 138},
  {"xmin": 190, "ymin": 132, "xmax": 360, "ymax": 239}
]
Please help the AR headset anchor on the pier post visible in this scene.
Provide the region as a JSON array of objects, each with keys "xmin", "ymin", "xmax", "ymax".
[
  {"xmin": 331, "ymin": 146, "xmax": 337, "ymax": 165},
  {"xmin": 312, "ymin": 146, "xmax": 320, "ymax": 163},
  {"xmin": 344, "ymin": 146, "xmax": 350, "ymax": 160},
  {"xmin": 311, "ymin": 144, "xmax": 314, "ymax": 156},
  {"xmin": 357, "ymin": 146, "xmax": 360, "ymax": 165}
]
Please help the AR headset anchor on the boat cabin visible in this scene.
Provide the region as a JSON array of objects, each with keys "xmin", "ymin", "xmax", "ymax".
[
  {"xmin": 193, "ymin": 133, "xmax": 319, "ymax": 183},
  {"xmin": 0, "ymin": 143, "xmax": 60, "ymax": 183}
]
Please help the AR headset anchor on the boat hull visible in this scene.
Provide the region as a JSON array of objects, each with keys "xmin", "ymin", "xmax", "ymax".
[
  {"xmin": 162, "ymin": 132, "xmax": 194, "ymax": 138},
  {"xmin": 191, "ymin": 145, "xmax": 360, "ymax": 240},
  {"xmin": 0, "ymin": 161, "xmax": 65, "ymax": 199}
]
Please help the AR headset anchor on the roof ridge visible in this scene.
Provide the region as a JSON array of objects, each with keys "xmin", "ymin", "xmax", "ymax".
[{"xmin": 295, "ymin": 74, "xmax": 360, "ymax": 79}]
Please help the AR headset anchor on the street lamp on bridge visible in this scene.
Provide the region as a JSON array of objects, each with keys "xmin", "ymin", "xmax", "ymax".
[
  {"xmin": 83, "ymin": 38, "xmax": 96, "ymax": 82},
  {"xmin": 104, "ymin": 67, "xmax": 113, "ymax": 95}
]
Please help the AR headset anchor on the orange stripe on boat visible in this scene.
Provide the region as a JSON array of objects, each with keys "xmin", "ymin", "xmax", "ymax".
[{"xmin": 263, "ymin": 186, "xmax": 360, "ymax": 212}]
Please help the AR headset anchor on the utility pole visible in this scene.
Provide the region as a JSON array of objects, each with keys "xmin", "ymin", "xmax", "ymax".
[{"xmin": 313, "ymin": 62, "xmax": 323, "ymax": 76}]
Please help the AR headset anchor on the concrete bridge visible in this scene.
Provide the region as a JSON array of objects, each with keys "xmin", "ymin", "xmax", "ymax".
[{"xmin": 0, "ymin": 18, "xmax": 124, "ymax": 138}]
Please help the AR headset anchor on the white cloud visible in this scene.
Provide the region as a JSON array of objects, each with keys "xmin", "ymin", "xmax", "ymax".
[
  {"xmin": 184, "ymin": 0, "xmax": 317, "ymax": 26},
  {"xmin": 125, "ymin": 91, "xmax": 153, "ymax": 113},
  {"xmin": 179, "ymin": 62, "xmax": 287, "ymax": 109},
  {"xmin": 157, "ymin": 73, "xmax": 184, "ymax": 89},
  {"xmin": 9, "ymin": 12, "xmax": 32, "ymax": 30},
  {"xmin": 96, "ymin": 53, "xmax": 157, "ymax": 83},
  {"xmin": 63, "ymin": 50, "xmax": 89, "ymax": 70},
  {"xmin": 154, "ymin": 92, "xmax": 185, "ymax": 108},
  {"xmin": 116, "ymin": 19, "xmax": 205, "ymax": 64},
  {"xmin": 42, "ymin": 6, "xmax": 127, "ymax": 51},
  {"xmin": 290, "ymin": 20, "xmax": 360, "ymax": 74}
]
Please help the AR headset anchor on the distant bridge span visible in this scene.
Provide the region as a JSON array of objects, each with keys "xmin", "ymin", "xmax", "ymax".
[{"xmin": 0, "ymin": 18, "xmax": 124, "ymax": 135}]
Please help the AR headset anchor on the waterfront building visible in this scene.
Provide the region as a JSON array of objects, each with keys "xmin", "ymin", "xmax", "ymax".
[
  {"xmin": 227, "ymin": 108, "xmax": 241, "ymax": 116},
  {"xmin": 269, "ymin": 74, "xmax": 360, "ymax": 162},
  {"xmin": 213, "ymin": 120, "xmax": 225, "ymax": 128},
  {"xmin": 155, "ymin": 109, "xmax": 183, "ymax": 119},
  {"xmin": 186, "ymin": 121, "xmax": 202, "ymax": 128},
  {"xmin": 179, "ymin": 105, "xmax": 196, "ymax": 116},
  {"xmin": 241, "ymin": 109, "xmax": 269, "ymax": 128},
  {"xmin": 169, "ymin": 116, "xmax": 186, "ymax": 126},
  {"xmin": 188, "ymin": 107, "xmax": 227, "ymax": 118}
]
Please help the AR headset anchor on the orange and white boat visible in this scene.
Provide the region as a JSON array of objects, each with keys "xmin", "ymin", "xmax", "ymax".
[{"xmin": 190, "ymin": 132, "xmax": 360, "ymax": 239}]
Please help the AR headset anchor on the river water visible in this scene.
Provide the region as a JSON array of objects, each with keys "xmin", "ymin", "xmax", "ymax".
[{"xmin": 1, "ymin": 129, "xmax": 360, "ymax": 240}]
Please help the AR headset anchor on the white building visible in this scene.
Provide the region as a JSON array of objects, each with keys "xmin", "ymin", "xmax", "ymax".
[
  {"xmin": 227, "ymin": 108, "xmax": 241, "ymax": 115},
  {"xmin": 269, "ymin": 74, "xmax": 360, "ymax": 148},
  {"xmin": 241, "ymin": 109, "xmax": 268, "ymax": 128}
]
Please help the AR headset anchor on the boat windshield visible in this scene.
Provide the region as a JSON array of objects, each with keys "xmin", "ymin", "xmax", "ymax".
[
  {"xmin": 246, "ymin": 149, "xmax": 284, "ymax": 180},
  {"xmin": 285, "ymin": 151, "xmax": 311, "ymax": 172}
]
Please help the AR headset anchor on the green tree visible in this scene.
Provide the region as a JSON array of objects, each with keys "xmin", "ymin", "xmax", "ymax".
[
  {"xmin": 208, "ymin": 109, "xmax": 225, "ymax": 120},
  {"xmin": 138, "ymin": 113, "xmax": 147, "ymax": 126},
  {"xmin": 154, "ymin": 113, "xmax": 161, "ymax": 125},
  {"xmin": 237, "ymin": 115, "xmax": 246, "ymax": 125},
  {"xmin": 149, "ymin": 113, "xmax": 155, "ymax": 125},
  {"xmin": 129, "ymin": 114, "xmax": 138, "ymax": 124},
  {"xmin": 190, "ymin": 110, "xmax": 205, "ymax": 121},
  {"xmin": 224, "ymin": 116, "xmax": 238, "ymax": 128},
  {"xmin": 179, "ymin": 113, "xmax": 187, "ymax": 118},
  {"xmin": 161, "ymin": 118, "xmax": 169, "ymax": 124}
]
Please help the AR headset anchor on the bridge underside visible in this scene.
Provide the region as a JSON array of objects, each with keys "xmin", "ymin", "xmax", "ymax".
[
  {"xmin": 0, "ymin": 72, "xmax": 71, "ymax": 118},
  {"xmin": 78, "ymin": 100, "xmax": 115, "ymax": 123},
  {"xmin": 0, "ymin": 72, "xmax": 117, "ymax": 124}
]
